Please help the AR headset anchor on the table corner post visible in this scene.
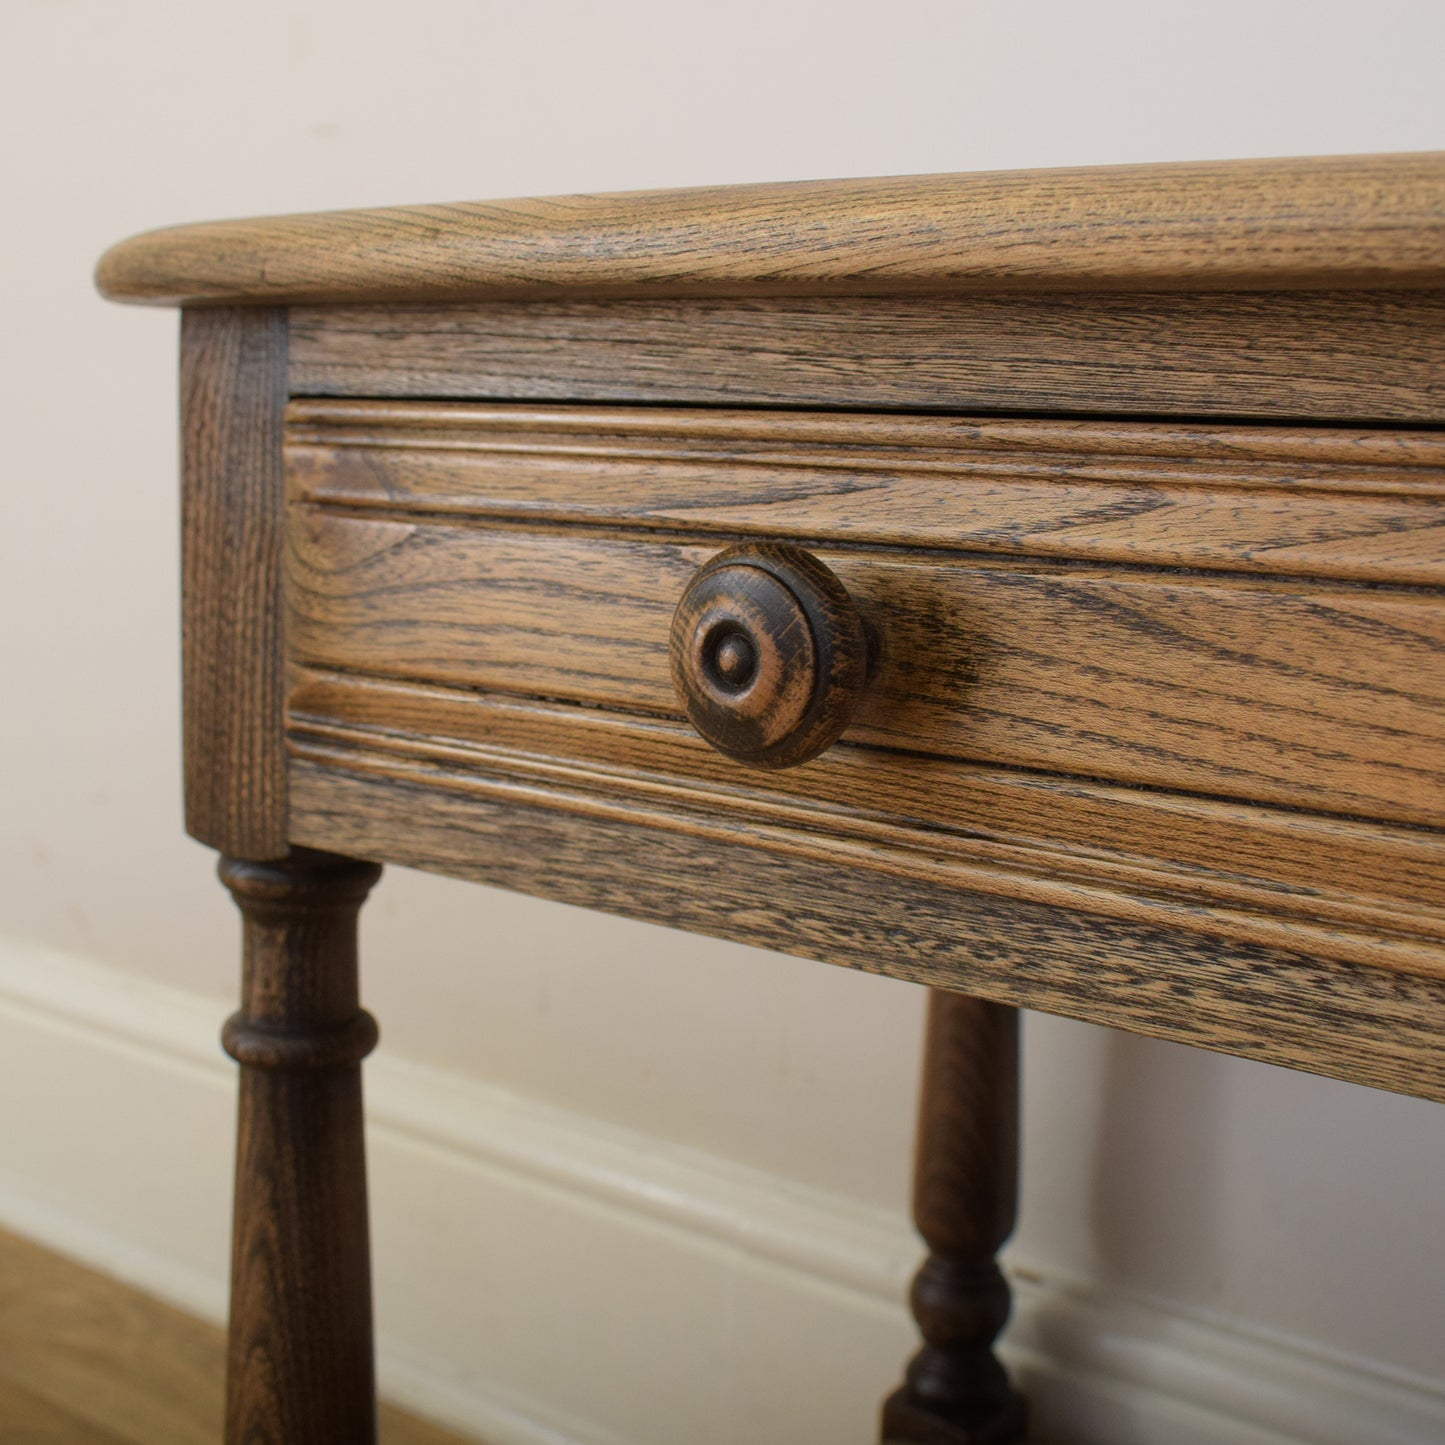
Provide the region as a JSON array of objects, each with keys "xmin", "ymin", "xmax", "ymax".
[
  {"xmin": 218, "ymin": 846, "xmax": 383, "ymax": 1445},
  {"xmin": 881, "ymin": 990, "xmax": 1028, "ymax": 1445}
]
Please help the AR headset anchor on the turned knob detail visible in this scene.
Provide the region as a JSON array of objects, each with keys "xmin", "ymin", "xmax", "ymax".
[{"xmin": 669, "ymin": 541, "xmax": 871, "ymax": 769}]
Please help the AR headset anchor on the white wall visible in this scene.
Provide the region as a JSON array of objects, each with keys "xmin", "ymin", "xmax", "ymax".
[{"xmin": 3, "ymin": 4, "xmax": 1444, "ymax": 1442}]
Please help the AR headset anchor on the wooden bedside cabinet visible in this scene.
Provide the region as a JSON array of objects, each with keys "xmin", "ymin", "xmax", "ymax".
[{"xmin": 97, "ymin": 154, "xmax": 1445, "ymax": 1445}]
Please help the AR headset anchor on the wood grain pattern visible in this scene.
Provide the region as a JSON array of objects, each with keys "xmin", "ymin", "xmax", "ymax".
[
  {"xmin": 95, "ymin": 153, "xmax": 1445, "ymax": 307},
  {"xmin": 219, "ymin": 850, "xmax": 382, "ymax": 1445},
  {"xmin": 285, "ymin": 751, "xmax": 1445, "ymax": 1101},
  {"xmin": 182, "ymin": 306, "xmax": 290, "ymax": 858},
  {"xmin": 285, "ymin": 515, "xmax": 1445, "ymax": 828},
  {"xmin": 286, "ymin": 291, "xmax": 1445, "ymax": 423},
  {"xmin": 288, "ymin": 400, "xmax": 1445, "ymax": 586},
  {"xmin": 98, "ymin": 155, "xmax": 1445, "ymax": 1445},
  {"xmin": 285, "ymin": 668, "xmax": 1445, "ymax": 941},
  {"xmin": 0, "ymin": 1226, "xmax": 476, "ymax": 1445},
  {"xmin": 284, "ymin": 670, "xmax": 1445, "ymax": 980},
  {"xmin": 882, "ymin": 996, "xmax": 1027, "ymax": 1445}
]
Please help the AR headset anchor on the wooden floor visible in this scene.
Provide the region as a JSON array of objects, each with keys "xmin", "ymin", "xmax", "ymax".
[{"xmin": 0, "ymin": 1225, "xmax": 477, "ymax": 1444}]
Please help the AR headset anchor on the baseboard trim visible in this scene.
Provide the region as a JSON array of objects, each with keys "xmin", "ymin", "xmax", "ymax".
[{"xmin": 0, "ymin": 938, "xmax": 1441, "ymax": 1445}]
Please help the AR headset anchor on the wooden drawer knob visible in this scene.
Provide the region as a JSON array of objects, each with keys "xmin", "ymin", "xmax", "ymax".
[{"xmin": 669, "ymin": 541, "xmax": 870, "ymax": 769}]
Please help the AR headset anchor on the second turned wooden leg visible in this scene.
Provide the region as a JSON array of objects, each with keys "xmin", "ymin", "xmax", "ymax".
[
  {"xmin": 882, "ymin": 992, "xmax": 1028, "ymax": 1445},
  {"xmin": 219, "ymin": 848, "xmax": 383, "ymax": 1445}
]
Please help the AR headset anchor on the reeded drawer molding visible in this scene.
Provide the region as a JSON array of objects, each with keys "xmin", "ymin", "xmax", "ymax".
[
  {"xmin": 286, "ymin": 402, "xmax": 1445, "ymax": 828},
  {"xmin": 282, "ymin": 399, "xmax": 1445, "ymax": 1096},
  {"xmin": 287, "ymin": 528, "xmax": 1445, "ymax": 830},
  {"xmin": 289, "ymin": 401, "xmax": 1445, "ymax": 584},
  {"xmin": 286, "ymin": 667, "xmax": 1445, "ymax": 976},
  {"xmin": 286, "ymin": 731, "xmax": 1445, "ymax": 1104}
]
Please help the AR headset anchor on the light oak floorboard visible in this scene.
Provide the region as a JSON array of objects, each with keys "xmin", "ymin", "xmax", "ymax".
[
  {"xmin": 0, "ymin": 1375, "xmax": 132, "ymax": 1445},
  {"xmin": 0, "ymin": 1226, "xmax": 478, "ymax": 1445}
]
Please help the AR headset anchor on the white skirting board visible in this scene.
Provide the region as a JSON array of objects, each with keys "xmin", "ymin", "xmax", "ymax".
[{"xmin": 0, "ymin": 938, "xmax": 1441, "ymax": 1445}]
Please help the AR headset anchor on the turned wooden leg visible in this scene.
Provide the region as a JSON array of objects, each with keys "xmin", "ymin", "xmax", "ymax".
[
  {"xmin": 882, "ymin": 992, "xmax": 1028, "ymax": 1445},
  {"xmin": 219, "ymin": 848, "xmax": 383, "ymax": 1445}
]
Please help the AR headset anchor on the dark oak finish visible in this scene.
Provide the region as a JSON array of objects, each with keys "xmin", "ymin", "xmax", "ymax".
[
  {"xmin": 286, "ymin": 750, "xmax": 1445, "ymax": 1102},
  {"xmin": 286, "ymin": 669, "xmax": 1445, "ymax": 969},
  {"xmin": 181, "ymin": 306, "xmax": 290, "ymax": 857},
  {"xmin": 286, "ymin": 292, "xmax": 1445, "ymax": 422},
  {"xmin": 670, "ymin": 541, "xmax": 870, "ymax": 769},
  {"xmin": 219, "ymin": 849, "xmax": 382, "ymax": 1445},
  {"xmin": 287, "ymin": 401, "xmax": 1445, "ymax": 588},
  {"xmin": 97, "ymin": 155, "xmax": 1445, "ymax": 1445},
  {"xmin": 286, "ymin": 515, "xmax": 1445, "ymax": 830},
  {"xmin": 95, "ymin": 153, "xmax": 1445, "ymax": 307},
  {"xmin": 882, "ymin": 996, "xmax": 1026, "ymax": 1445}
]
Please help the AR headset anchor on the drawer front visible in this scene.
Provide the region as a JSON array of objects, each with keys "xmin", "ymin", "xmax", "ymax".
[
  {"xmin": 283, "ymin": 399, "xmax": 1445, "ymax": 1100},
  {"xmin": 289, "ymin": 520, "xmax": 1445, "ymax": 826},
  {"xmin": 287, "ymin": 401, "xmax": 1445, "ymax": 828}
]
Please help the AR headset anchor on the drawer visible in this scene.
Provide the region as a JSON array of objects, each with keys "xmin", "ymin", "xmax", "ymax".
[
  {"xmin": 286, "ymin": 400, "xmax": 1445, "ymax": 827},
  {"xmin": 283, "ymin": 398, "xmax": 1445, "ymax": 1099},
  {"xmin": 290, "ymin": 522, "xmax": 1445, "ymax": 825}
]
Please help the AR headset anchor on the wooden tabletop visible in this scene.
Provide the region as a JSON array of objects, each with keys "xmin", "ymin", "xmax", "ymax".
[{"xmin": 96, "ymin": 152, "xmax": 1445, "ymax": 308}]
